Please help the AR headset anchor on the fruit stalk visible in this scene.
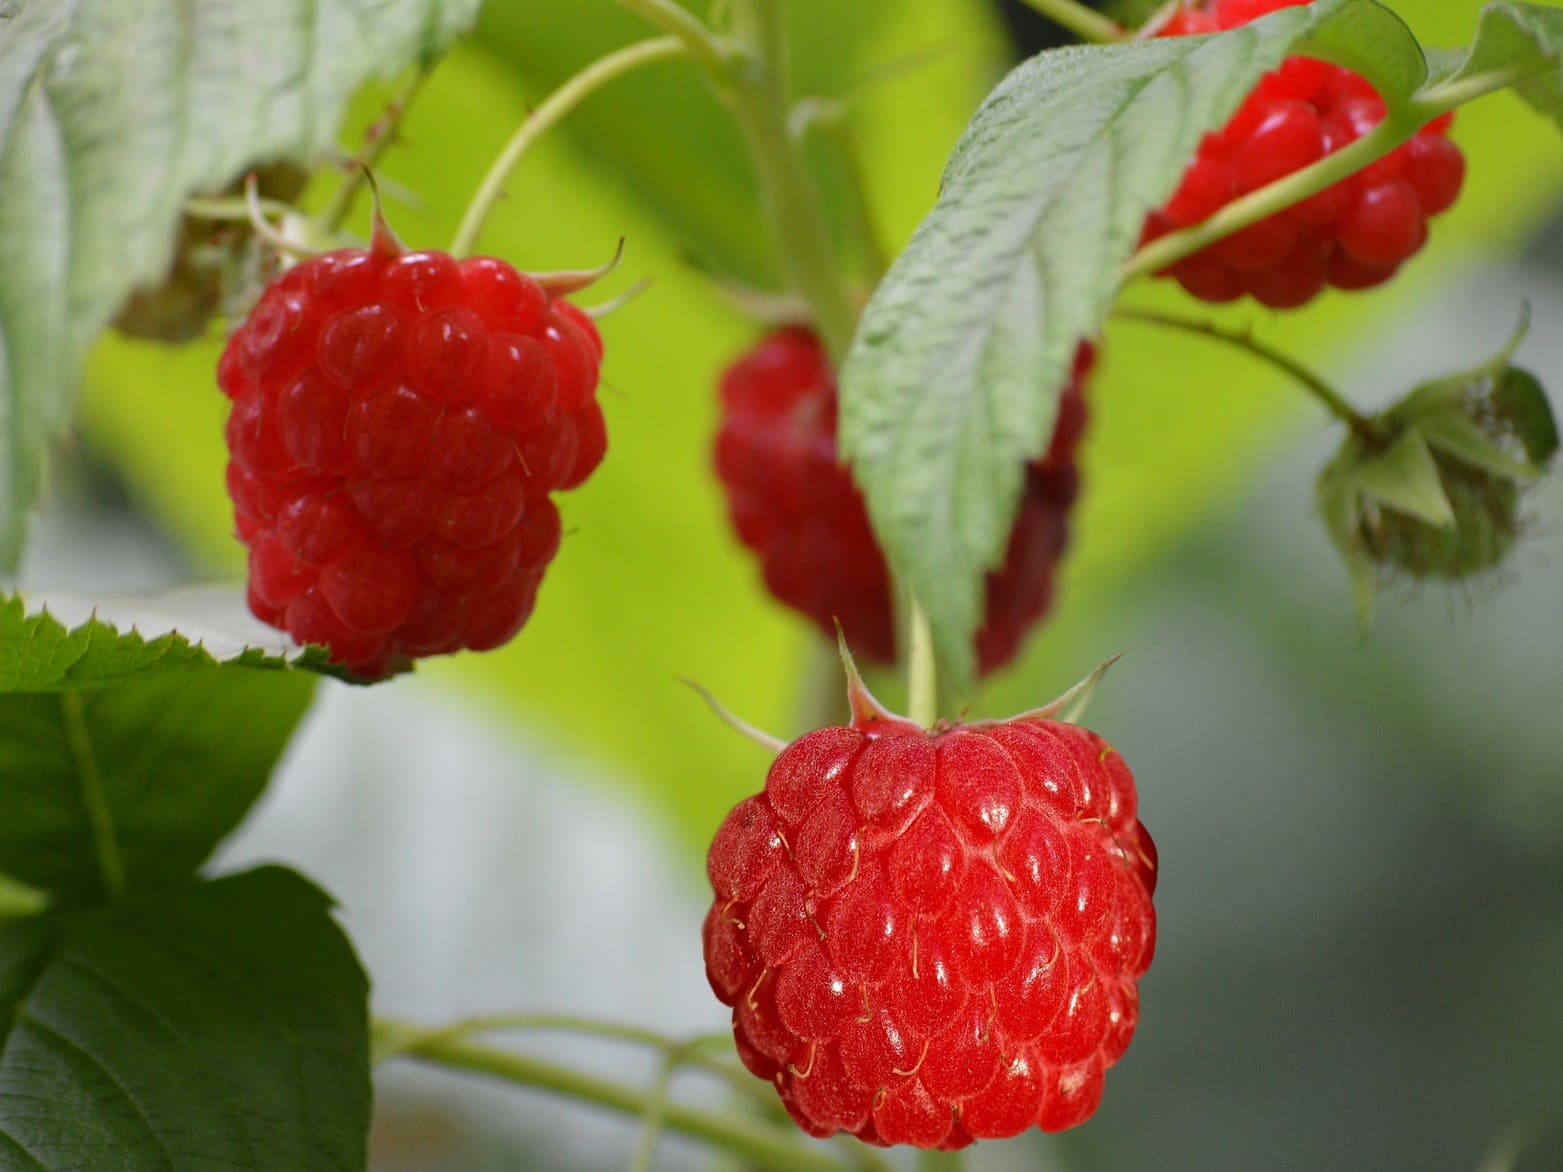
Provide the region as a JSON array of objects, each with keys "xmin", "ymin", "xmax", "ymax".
[
  {"xmin": 908, "ymin": 594, "xmax": 939, "ymax": 727},
  {"xmin": 387, "ymin": 1032, "xmax": 878, "ymax": 1172},
  {"xmin": 450, "ymin": 36, "xmax": 691, "ymax": 258},
  {"xmin": 1115, "ymin": 308, "xmax": 1378, "ymax": 444}
]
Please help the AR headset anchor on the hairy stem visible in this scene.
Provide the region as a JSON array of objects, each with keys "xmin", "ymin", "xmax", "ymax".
[
  {"xmin": 1114, "ymin": 308, "xmax": 1378, "ymax": 443},
  {"xmin": 450, "ymin": 36, "xmax": 690, "ymax": 258},
  {"xmin": 320, "ymin": 65, "xmax": 429, "ymax": 233},
  {"xmin": 59, "ymin": 692, "xmax": 122, "ymax": 899},
  {"xmin": 1015, "ymin": 0, "xmax": 1128, "ymax": 43},
  {"xmin": 389, "ymin": 1034, "xmax": 862, "ymax": 1172}
]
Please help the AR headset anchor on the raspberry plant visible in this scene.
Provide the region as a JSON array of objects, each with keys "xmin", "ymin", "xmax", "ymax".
[{"xmin": 0, "ymin": 0, "xmax": 1560, "ymax": 1169}]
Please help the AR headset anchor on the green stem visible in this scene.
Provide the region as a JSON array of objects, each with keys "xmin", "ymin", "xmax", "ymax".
[
  {"xmin": 1124, "ymin": 118, "xmax": 1409, "ymax": 282},
  {"xmin": 1124, "ymin": 63, "xmax": 1537, "ymax": 285},
  {"xmin": 1415, "ymin": 65, "xmax": 1531, "ymax": 117},
  {"xmin": 907, "ymin": 595, "xmax": 938, "ymax": 728},
  {"xmin": 450, "ymin": 36, "xmax": 690, "ymax": 258},
  {"xmin": 391, "ymin": 1035, "xmax": 857, "ymax": 1172},
  {"xmin": 1014, "ymin": 0, "xmax": 1127, "ymax": 43},
  {"xmin": 320, "ymin": 65, "xmax": 429, "ymax": 233},
  {"xmin": 611, "ymin": 0, "xmax": 733, "ymax": 74},
  {"xmin": 1114, "ymin": 308, "xmax": 1378, "ymax": 444},
  {"xmin": 375, "ymin": 1013, "xmax": 770, "ymax": 1108},
  {"xmin": 59, "ymin": 692, "xmax": 122, "ymax": 900},
  {"xmin": 723, "ymin": 0, "xmax": 859, "ymax": 363}
]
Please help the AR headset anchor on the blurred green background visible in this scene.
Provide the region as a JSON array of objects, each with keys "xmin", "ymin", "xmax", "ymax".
[{"xmin": 35, "ymin": 0, "xmax": 1563, "ymax": 1168}]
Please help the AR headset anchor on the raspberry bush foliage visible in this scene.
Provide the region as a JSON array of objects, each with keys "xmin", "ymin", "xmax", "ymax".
[{"xmin": 0, "ymin": 0, "xmax": 1561, "ymax": 1169}]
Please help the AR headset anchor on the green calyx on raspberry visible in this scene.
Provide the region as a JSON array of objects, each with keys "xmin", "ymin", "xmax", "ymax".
[
  {"xmin": 1319, "ymin": 327, "xmax": 1558, "ymax": 623},
  {"xmin": 701, "ymin": 644, "xmax": 1156, "ymax": 1148},
  {"xmin": 219, "ymin": 209, "xmax": 609, "ymax": 679}
]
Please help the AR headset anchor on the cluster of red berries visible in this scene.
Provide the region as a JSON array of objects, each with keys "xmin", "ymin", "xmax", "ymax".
[
  {"xmin": 715, "ymin": 328, "xmax": 1093, "ymax": 675},
  {"xmin": 703, "ymin": 697, "xmax": 1157, "ymax": 1148},
  {"xmin": 1145, "ymin": 0, "xmax": 1465, "ymax": 308},
  {"xmin": 219, "ymin": 240, "xmax": 605, "ymax": 677}
]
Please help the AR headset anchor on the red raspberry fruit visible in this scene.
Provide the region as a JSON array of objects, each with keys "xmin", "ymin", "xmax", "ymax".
[
  {"xmin": 702, "ymin": 681, "xmax": 1157, "ymax": 1147},
  {"xmin": 715, "ymin": 327, "xmax": 1092, "ymax": 675},
  {"xmin": 1144, "ymin": 0, "xmax": 1465, "ymax": 308},
  {"xmin": 219, "ymin": 239, "xmax": 605, "ymax": 677}
]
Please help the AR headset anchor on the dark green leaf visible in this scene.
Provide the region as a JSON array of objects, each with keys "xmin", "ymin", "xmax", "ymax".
[
  {"xmin": 1494, "ymin": 367, "xmax": 1560, "ymax": 464},
  {"xmin": 838, "ymin": 0, "xmax": 1419, "ymax": 685},
  {"xmin": 0, "ymin": 590, "xmax": 338, "ymax": 692},
  {"xmin": 0, "ymin": 867, "xmax": 370, "ymax": 1171},
  {"xmin": 0, "ymin": 0, "xmax": 481, "ymax": 569},
  {"xmin": 0, "ymin": 594, "xmax": 317, "ymax": 901},
  {"xmin": 1427, "ymin": 2, "xmax": 1563, "ymax": 125}
]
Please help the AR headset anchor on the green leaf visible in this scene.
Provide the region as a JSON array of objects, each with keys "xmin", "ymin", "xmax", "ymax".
[
  {"xmin": 0, "ymin": 594, "xmax": 317, "ymax": 902},
  {"xmin": 0, "ymin": 0, "xmax": 481, "ymax": 572},
  {"xmin": 1355, "ymin": 429, "xmax": 1457, "ymax": 526},
  {"xmin": 838, "ymin": 0, "xmax": 1420, "ymax": 686},
  {"xmin": 1494, "ymin": 366, "xmax": 1560, "ymax": 464},
  {"xmin": 0, "ymin": 589, "xmax": 337, "ymax": 691},
  {"xmin": 0, "ymin": 867, "xmax": 370, "ymax": 1171},
  {"xmin": 1430, "ymin": 2, "xmax": 1563, "ymax": 125}
]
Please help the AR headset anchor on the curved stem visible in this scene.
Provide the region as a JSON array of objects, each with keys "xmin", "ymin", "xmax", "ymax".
[
  {"xmin": 1115, "ymin": 308, "xmax": 1378, "ymax": 443},
  {"xmin": 724, "ymin": 0, "xmax": 860, "ymax": 363},
  {"xmin": 907, "ymin": 595, "xmax": 938, "ymax": 728},
  {"xmin": 1123, "ymin": 118, "xmax": 1409, "ymax": 283},
  {"xmin": 1124, "ymin": 61, "xmax": 1536, "ymax": 286},
  {"xmin": 390, "ymin": 1034, "xmax": 857, "ymax": 1172},
  {"xmin": 1015, "ymin": 0, "xmax": 1128, "ymax": 44},
  {"xmin": 612, "ymin": 0, "xmax": 732, "ymax": 75},
  {"xmin": 450, "ymin": 36, "xmax": 690, "ymax": 258},
  {"xmin": 375, "ymin": 1013, "xmax": 766, "ymax": 1103}
]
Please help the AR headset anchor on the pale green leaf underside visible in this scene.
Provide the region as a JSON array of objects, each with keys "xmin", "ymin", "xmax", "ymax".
[
  {"xmin": 1434, "ymin": 1, "xmax": 1563, "ymax": 125},
  {"xmin": 0, "ymin": 0, "xmax": 480, "ymax": 569},
  {"xmin": 838, "ymin": 0, "xmax": 1415, "ymax": 686},
  {"xmin": 0, "ymin": 868, "xmax": 370, "ymax": 1171}
]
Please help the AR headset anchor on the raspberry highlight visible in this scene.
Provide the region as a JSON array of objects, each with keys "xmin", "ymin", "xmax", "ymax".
[
  {"xmin": 715, "ymin": 328, "xmax": 1092, "ymax": 675},
  {"xmin": 1145, "ymin": 0, "xmax": 1465, "ymax": 308},
  {"xmin": 219, "ymin": 241, "xmax": 606, "ymax": 677},
  {"xmin": 703, "ymin": 705, "xmax": 1157, "ymax": 1147}
]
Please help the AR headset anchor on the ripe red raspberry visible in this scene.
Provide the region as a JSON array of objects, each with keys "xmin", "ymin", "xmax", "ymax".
[
  {"xmin": 218, "ymin": 238, "xmax": 606, "ymax": 677},
  {"xmin": 715, "ymin": 328, "xmax": 1092, "ymax": 675},
  {"xmin": 702, "ymin": 688, "xmax": 1157, "ymax": 1147},
  {"xmin": 1144, "ymin": 0, "xmax": 1465, "ymax": 308}
]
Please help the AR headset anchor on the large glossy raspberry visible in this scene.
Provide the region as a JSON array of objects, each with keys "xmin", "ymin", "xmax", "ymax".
[
  {"xmin": 1144, "ymin": 0, "xmax": 1465, "ymax": 308},
  {"xmin": 703, "ymin": 707, "xmax": 1157, "ymax": 1148},
  {"xmin": 715, "ymin": 328, "xmax": 1092, "ymax": 675},
  {"xmin": 218, "ymin": 241, "xmax": 606, "ymax": 677}
]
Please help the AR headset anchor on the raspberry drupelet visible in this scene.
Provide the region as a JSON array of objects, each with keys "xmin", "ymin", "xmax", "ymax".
[
  {"xmin": 702, "ymin": 668, "xmax": 1157, "ymax": 1147},
  {"xmin": 1145, "ymin": 0, "xmax": 1465, "ymax": 308},
  {"xmin": 715, "ymin": 327, "xmax": 1093, "ymax": 675},
  {"xmin": 219, "ymin": 235, "xmax": 607, "ymax": 678}
]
